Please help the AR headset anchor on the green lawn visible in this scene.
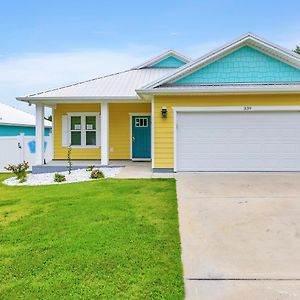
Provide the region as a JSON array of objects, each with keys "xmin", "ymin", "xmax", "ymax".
[{"xmin": 0, "ymin": 174, "xmax": 184, "ymax": 299}]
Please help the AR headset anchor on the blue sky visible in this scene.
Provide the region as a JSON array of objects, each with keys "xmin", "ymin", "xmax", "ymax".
[{"xmin": 1, "ymin": 0, "xmax": 300, "ymax": 114}]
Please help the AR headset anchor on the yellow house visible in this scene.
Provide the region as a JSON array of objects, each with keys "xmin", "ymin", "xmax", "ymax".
[{"xmin": 17, "ymin": 33, "xmax": 300, "ymax": 173}]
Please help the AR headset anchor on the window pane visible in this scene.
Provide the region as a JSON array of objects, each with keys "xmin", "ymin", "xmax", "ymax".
[
  {"xmin": 86, "ymin": 116, "xmax": 96, "ymax": 130},
  {"xmin": 71, "ymin": 131, "xmax": 81, "ymax": 145},
  {"xmin": 71, "ymin": 116, "xmax": 81, "ymax": 130},
  {"xmin": 135, "ymin": 117, "xmax": 148, "ymax": 127},
  {"xmin": 86, "ymin": 131, "xmax": 96, "ymax": 145}
]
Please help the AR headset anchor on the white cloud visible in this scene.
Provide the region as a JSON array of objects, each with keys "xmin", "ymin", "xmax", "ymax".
[
  {"xmin": 0, "ymin": 39, "xmax": 244, "ymax": 116},
  {"xmin": 0, "ymin": 39, "xmax": 232, "ymax": 115},
  {"xmin": 0, "ymin": 48, "xmax": 153, "ymax": 114}
]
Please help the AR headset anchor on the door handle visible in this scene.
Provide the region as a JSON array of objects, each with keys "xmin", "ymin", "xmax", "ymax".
[{"xmin": 132, "ymin": 136, "xmax": 135, "ymax": 142}]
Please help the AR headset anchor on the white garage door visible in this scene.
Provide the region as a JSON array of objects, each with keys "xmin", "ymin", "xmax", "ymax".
[{"xmin": 176, "ymin": 111, "xmax": 300, "ymax": 171}]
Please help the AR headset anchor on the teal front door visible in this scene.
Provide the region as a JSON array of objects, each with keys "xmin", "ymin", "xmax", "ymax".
[{"xmin": 132, "ymin": 116, "xmax": 151, "ymax": 159}]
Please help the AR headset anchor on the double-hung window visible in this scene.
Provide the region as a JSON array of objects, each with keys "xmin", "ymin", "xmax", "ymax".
[
  {"xmin": 85, "ymin": 116, "xmax": 97, "ymax": 146},
  {"xmin": 70, "ymin": 116, "xmax": 82, "ymax": 145},
  {"xmin": 68, "ymin": 113, "xmax": 100, "ymax": 147}
]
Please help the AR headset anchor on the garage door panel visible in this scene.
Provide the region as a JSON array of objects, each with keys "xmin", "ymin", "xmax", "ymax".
[
  {"xmin": 180, "ymin": 144, "xmax": 300, "ymax": 156},
  {"xmin": 177, "ymin": 111, "xmax": 300, "ymax": 171}
]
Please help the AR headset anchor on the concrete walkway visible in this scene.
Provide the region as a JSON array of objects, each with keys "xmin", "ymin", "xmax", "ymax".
[
  {"xmin": 176, "ymin": 172, "xmax": 300, "ymax": 300},
  {"xmin": 115, "ymin": 161, "xmax": 174, "ymax": 179}
]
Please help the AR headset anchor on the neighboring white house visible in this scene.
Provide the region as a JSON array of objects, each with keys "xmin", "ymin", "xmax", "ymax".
[{"xmin": 0, "ymin": 102, "xmax": 52, "ymax": 171}]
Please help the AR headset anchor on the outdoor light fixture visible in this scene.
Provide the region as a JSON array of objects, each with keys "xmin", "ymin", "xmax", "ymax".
[{"xmin": 161, "ymin": 106, "xmax": 167, "ymax": 118}]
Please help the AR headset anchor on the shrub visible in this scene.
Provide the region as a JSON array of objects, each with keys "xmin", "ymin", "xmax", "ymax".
[
  {"xmin": 54, "ymin": 173, "xmax": 66, "ymax": 183},
  {"xmin": 86, "ymin": 165, "xmax": 95, "ymax": 172},
  {"xmin": 5, "ymin": 161, "xmax": 29, "ymax": 183},
  {"xmin": 90, "ymin": 169, "xmax": 105, "ymax": 179}
]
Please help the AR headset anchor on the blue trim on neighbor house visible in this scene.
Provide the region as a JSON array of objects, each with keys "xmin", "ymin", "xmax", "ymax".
[
  {"xmin": 0, "ymin": 125, "xmax": 51, "ymax": 136},
  {"xmin": 151, "ymin": 56, "xmax": 187, "ymax": 68},
  {"xmin": 175, "ymin": 46, "xmax": 300, "ymax": 84}
]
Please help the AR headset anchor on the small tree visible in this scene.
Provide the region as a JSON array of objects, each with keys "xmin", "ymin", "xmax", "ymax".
[
  {"xmin": 67, "ymin": 145, "xmax": 72, "ymax": 174},
  {"xmin": 294, "ymin": 46, "xmax": 300, "ymax": 55}
]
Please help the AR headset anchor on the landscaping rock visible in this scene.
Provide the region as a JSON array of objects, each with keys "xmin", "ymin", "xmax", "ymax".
[{"xmin": 3, "ymin": 168, "xmax": 122, "ymax": 186}]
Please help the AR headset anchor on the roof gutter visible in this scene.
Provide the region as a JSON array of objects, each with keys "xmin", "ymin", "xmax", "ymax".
[
  {"xmin": 136, "ymin": 86, "xmax": 300, "ymax": 96},
  {"xmin": 16, "ymin": 96, "xmax": 146, "ymax": 105}
]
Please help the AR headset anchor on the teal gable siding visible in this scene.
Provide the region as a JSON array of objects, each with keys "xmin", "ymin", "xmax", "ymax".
[
  {"xmin": 0, "ymin": 125, "xmax": 51, "ymax": 136},
  {"xmin": 175, "ymin": 46, "xmax": 300, "ymax": 84},
  {"xmin": 151, "ymin": 56, "xmax": 186, "ymax": 68}
]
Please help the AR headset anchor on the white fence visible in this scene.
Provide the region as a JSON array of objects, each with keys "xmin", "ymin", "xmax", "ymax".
[{"xmin": 0, "ymin": 133, "xmax": 53, "ymax": 172}]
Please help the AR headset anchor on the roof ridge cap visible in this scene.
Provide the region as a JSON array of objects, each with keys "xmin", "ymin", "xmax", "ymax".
[{"xmin": 132, "ymin": 49, "xmax": 191, "ymax": 70}]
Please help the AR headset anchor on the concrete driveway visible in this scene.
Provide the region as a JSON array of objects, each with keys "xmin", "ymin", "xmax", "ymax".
[{"xmin": 176, "ymin": 173, "xmax": 300, "ymax": 299}]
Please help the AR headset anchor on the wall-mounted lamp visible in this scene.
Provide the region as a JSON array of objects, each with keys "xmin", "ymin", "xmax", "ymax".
[{"xmin": 161, "ymin": 106, "xmax": 167, "ymax": 118}]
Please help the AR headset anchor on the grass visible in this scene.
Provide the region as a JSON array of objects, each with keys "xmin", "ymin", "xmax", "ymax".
[{"xmin": 0, "ymin": 173, "xmax": 184, "ymax": 299}]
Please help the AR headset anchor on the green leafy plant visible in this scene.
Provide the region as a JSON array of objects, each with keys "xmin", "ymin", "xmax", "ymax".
[
  {"xmin": 294, "ymin": 45, "xmax": 300, "ymax": 55},
  {"xmin": 90, "ymin": 169, "xmax": 105, "ymax": 179},
  {"xmin": 67, "ymin": 145, "xmax": 72, "ymax": 175},
  {"xmin": 54, "ymin": 173, "xmax": 66, "ymax": 183},
  {"xmin": 86, "ymin": 165, "xmax": 95, "ymax": 172},
  {"xmin": 5, "ymin": 161, "xmax": 29, "ymax": 183}
]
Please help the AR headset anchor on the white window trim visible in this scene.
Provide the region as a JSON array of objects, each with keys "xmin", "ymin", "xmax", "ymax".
[
  {"xmin": 151, "ymin": 96, "xmax": 155, "ymax": 168},
  {"xmin": 135, "ymin": 117, "xmax": 149, "ymax": 127},
  {"xmin": 67, "ymin": 112, "xmax": 100, "ymax": 148}
]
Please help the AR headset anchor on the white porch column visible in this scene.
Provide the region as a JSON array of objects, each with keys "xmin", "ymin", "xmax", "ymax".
[
  {"xmin": 101, "ymin": 102, "xmax": 109, "ymax": 165},
  {"xmin": 35, "ymin": 103, "xmax": 45, "ymax": 165}
]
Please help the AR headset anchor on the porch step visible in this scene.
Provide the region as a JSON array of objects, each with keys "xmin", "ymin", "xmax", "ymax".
[{"xmin": 32, "ymin": 164, "xmax": 125, "ymax": 174}]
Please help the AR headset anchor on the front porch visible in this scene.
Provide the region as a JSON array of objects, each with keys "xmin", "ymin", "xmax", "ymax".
[
  {"xmin": 33, "ymin": 102, "xmax": 153, "ymax": 171},
  {"xmin": 32, "ymin": 160, "xmax": 174, "ymax": 178}
]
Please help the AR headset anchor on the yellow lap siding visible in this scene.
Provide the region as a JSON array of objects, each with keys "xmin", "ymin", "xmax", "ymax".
[
  {"xmin": 109, "ymin": 103, "xmax": 151, "ymax": 159},
  {"xmin": 154, "ymin": 94, "xmax": 300, "ymax": 169},
  {"xmin": 54, "ymin": 103, "xmax": 150, "ymax": 160}
]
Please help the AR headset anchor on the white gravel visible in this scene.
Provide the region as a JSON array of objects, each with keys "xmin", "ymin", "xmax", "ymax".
[{"xmin": 3, "ymin": 168, "xmax": 122, "ymax": 186}]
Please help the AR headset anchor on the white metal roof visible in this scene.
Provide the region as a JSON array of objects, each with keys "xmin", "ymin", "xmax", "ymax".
[
  {"xmin": 0, "ymin": 102, "xmax": 52, "ymax": 127},
  {"xmin": 18, "ymin": 68, "xmax": 175, "ymax": 101}
]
